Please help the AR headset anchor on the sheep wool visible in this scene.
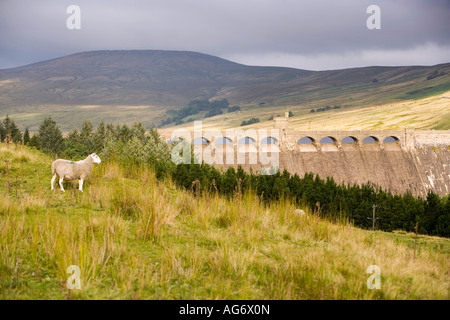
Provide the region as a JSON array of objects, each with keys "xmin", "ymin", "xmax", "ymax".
[{"xmin": 51, "ymin": 153, "xmax": 101, "ymax": 192}]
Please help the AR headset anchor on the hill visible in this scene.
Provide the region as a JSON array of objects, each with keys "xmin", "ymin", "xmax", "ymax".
[
  {"xmin": 185, "ymin": 90, "xmax": 450, "ymax": 131},
  {"xmin": 0, "ymin": 50, "xmax": 449, "ymax": 131},
  {"xmin": 0, "ymin": 142, "xmax": 449, "ymax": 300},
  {"xmin": 0, "ymin": 50, "xmax": 308, "ymax": 107}
]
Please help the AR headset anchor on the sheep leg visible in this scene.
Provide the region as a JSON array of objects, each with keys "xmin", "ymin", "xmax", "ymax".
[
  {"xmin": 51, "ymin": 174, "xmax": 57, "ymax": 190},
  {"xmin": 78, "ymin": 178, "xmax": 84, "ymax": 192},
  {"xmin": 59, "ymin": 177, "xmax": 65, "ymax": 192}
]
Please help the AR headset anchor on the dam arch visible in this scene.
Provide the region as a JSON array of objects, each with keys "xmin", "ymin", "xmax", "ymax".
[
  {"xmin": 298, "ymin": 136, "xmax": 317, "ymax": 152},
  {"xmin": 363, "ymin": 136, "xmax": 379, "ymax": 143},
  {"xmin": 238, "ymin": 137, "xmax": 256, "ymax": 145},
  {"xmin": 261, "ymin": 136, "xmax": 278, "ymax": 144},
  {"xmin": 215, "ymin": 137, "xmax": 233, "ymax": 145},
  {"xmin": 192, "ymin": 137, "xmax": 210, "ymax": 145},
  {"xmin": 320, "ymin": 136, "xmax": 339, "ymax": 151},
  {"xmin": 342, "ymin": 136, "xmax": 358, "ymax": 144},
  {"xmin": 383, "ymin": 136, "xmax": 400, "ymax": 143},
  {"xmin": 298, "ymin": 136, "xmax": 315, "ymax": 144},
  {"xmin": 319, "ymin": 136, "xmax": 337, "ymax": 144}
]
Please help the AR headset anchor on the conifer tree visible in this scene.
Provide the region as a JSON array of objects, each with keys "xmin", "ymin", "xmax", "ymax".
[
  {"xmin": 0, "ymin": 121, "xmax": 4, "ymax": 142},
  {"xmin": 79, "ymin": 120, "xmax": 95, "ymax": 153},
  {"xmin": 23, "ymin": 128, "xmax": 30, "ymax": 145},
  {"xmin": 38, "ymin": 116, "xmax": 65, "ymax": 156},
  {"xmin": 93, "ymin": 121, "xmax": 106, "ymax": 152},
  {"xmin": 1, "ymin": 115, "xmax": 21, "ymax": 144}
]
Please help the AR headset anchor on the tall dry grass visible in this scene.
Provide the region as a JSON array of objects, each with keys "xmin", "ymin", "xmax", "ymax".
[{"xmin": 0, "ymin": 143, "xmax": 449, "ymax": 299}]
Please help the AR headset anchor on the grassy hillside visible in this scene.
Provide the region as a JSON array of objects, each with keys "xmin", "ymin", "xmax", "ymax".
[
  {"xmin": 0, "ymin": 50, "xmax": 449, "ymax": 131},
  {"xmin": 176, "ymin": 90, "xmax": 450, "ymax": 131},
  {"xmin": 0, "ymin": 143, "xmax": 449, "ymax": 299}
]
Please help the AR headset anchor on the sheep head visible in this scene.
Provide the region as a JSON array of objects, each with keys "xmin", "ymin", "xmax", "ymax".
[{"xmin": 90, "ymin": 153, "xmax": 102, "ymax": 164}]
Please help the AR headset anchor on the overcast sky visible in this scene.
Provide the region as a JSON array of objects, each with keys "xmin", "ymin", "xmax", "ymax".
[{"xmin": 0, "ymin": 0, "xmax": 449, "ymax": 70}]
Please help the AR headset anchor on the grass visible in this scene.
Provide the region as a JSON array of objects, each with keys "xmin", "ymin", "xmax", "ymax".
[
  {"xmin": 1, "ymin": 104, "xmax": 167, "ymax": 133},
  {"xmin": 399, "ymin": 82, "xmax": 450, "ymax": 100},
  {"xmin": 0, "ymin": 143, "xmax": 449, "ymax": 299},
  {"xmin": 170, "ymin": 90, "xmax": 450, "ymax": 131}
]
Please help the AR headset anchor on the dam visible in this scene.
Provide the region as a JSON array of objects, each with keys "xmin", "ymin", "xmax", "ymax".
[{"xmin": 159, "ymin": 118, "xmax": 450, "ymax": 198}]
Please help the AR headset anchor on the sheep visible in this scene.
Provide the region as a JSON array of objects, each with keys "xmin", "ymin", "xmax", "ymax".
[{"xmin": 51, "ymin": 153, "xmax": 101, "ymax": 192}]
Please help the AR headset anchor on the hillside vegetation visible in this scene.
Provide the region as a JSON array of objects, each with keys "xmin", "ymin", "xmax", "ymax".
[
  {"xmin": 0, "ymin": 142, "xmax": 449, "ymax": 299},
  {"xmin": 0, "ymin": 50, "xmax": 449, "ymax": 131},
  {"xmin": 169, "ymin": 90, "xmax": 450, "ymax": 131},
  {"xmin": 3, "ymin": 115, "xmax": 448, "ymax": 238}
]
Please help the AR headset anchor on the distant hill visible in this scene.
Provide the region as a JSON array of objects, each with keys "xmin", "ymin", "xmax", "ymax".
[
  {"xmin": 0, "ymin": 50, "xmax": 310, "ymax": 106},
  {"xmin": 0, "ymin": 50, "xmax": 449, "ymax": 130}
]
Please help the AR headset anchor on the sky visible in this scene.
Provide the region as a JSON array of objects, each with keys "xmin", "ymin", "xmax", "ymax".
[{"xmin": 0, "ymin": 0, "xmax": 449, "ymax": 71}]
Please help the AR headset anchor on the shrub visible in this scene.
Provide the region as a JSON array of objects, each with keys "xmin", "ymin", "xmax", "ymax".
[{"xmin": 240, "ymin": 118, "xmax": 260, "ymax": 126}]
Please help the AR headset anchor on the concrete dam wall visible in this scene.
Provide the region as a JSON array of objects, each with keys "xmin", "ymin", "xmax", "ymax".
[
  {"xmin": 278, "ymin": 144, "xmax": 449, "ymax": 197},
  {"xmin": 159, "ymin": 125, "xmax": 450, "ymax": 198}
]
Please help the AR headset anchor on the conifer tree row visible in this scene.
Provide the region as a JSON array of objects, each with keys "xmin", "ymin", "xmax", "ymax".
[{"xmin": 2, "ymin": 115, "xmax": 449, "ymax": 238}]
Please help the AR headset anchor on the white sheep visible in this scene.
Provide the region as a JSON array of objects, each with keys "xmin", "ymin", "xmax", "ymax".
[{"xmin": 51, "ymin": 153, "xmax": 101, "ymax": 192}]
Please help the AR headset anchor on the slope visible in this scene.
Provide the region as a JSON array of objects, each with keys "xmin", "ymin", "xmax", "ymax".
[
  {"xmin": 181, "ymin": 90, "xmax": 450, "ymax": 131},
  {"xmin": 0, "ymin": 50, "xmax": 449, "ymax": 131},
  {"xmin": 0, "ymin": 143, "xmax": 449, "ymax": 299}
]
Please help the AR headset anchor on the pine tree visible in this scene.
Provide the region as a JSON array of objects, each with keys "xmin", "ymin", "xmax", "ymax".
[
  {"xmin": 222, "ymin": 167, "xmax": 237, "ymax": 197},
  {"xmin": 105, "ymin": 123, "xmax": 116, "ymax": 140},
  {"xmin": 423, "ymin": 191, "xmax": 443, "ymax": 235},
  {"xmin": 93, "ymin": 121, "xmax": 106, "ymax": 152},
  {"xmin": 67, "ymin": 128, "xmax": 80, "ymax": 142},
  {"xmin": 1, "ymin": 115, "xmax": 21, "ymax": 144},
  {"xmin": 64, "ymin": 128, "xmax": 88, "ymax": 158},
  {"xmin": 38, "ymin": 116, "xmax": 65, "ymax": 156},
  {"xmin": 0, "ymin": 121, "xmax": 5, "ymax": 142},
  {"xmin": 118, "ymin": 124, "xmax": 131, "ymax": 142},
  {"xmin": 131, "ymin": 122, "xmax": 146, "ymax": 141},
  {"xmin": 2, "ymin": 115, "xmax": 13, "ymax": 143},
  {"xmin": 79, "ymin": 120, "xmax": 95, "ymax": 153},
  {"xmin": 435, "ymin": 197, "xmax": 450, "ymax": 237},
  {"xmin": 80, "ymin": 120, "xmax": 93, "ymax": 140},
  {"xmin": 12, "ymin": 128, "xmax": 22, "ymax": 144},
  {"xmin": 124, "ymin": 136, "xmax": 145, "ymax": 165},
  {"xmin": 23, "ymin": 128, "xmax": 30, "ymax": 145},
  {"xmin": 29, "ymin": 135, "xmax": 41, "ymax": 149}
]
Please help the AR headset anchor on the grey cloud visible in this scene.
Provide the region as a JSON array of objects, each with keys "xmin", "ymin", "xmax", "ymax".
[{"xmin": 0, "ymin": 0, "xmax": 449, "ymax": 70}]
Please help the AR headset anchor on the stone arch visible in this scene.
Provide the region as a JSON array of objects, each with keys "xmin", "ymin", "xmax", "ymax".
[
  {"xmin": 319, "ymin": 136, "xmax": 337, "ymax": 144},
  {"xmin": 238, "ymin": 137, "xmax": 256, "ymax": 145},
  {"xmin": 382, "ymin": 135, "xmax": 402, "ymax": 150},
  {"xmin": 215, "ymin": 137, "xmax": 233, "ymax": 145},
  {"xmin": 319, "ymin": 136, "xmax": 339, "ymax": 151},
  {"xmin": 192, "ymin": 137, "xmax": 210, "ymax": 145},
  {"xmin": 261, "ymin": 136, "xmax": 278, "ymax": 144},
  {"xmin": 383, "ymin": 136, "xmax": 400, "ymax": 143},
  {"xmin": 298, "ymin": 136, "xmax": 318, "ymax": 152},
  {"xmin": 363, "ymin": 136, "xmax": 379, "ymax": 143},
  {"xmin": 298, "ymin": 136, "xmax": 316, "ymax": 144},
  {"xmin": 341, "ymin": 136, "xmax": 358, "ymax": 144},
  {"xmin": 237, "ymin": 136, "xmax": 257, "ymax": 165}
]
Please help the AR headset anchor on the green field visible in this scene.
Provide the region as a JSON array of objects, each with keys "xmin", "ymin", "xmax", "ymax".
[{"xmin": 0, "ymin": 143, "xmax": 449, "ymax": 299}]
